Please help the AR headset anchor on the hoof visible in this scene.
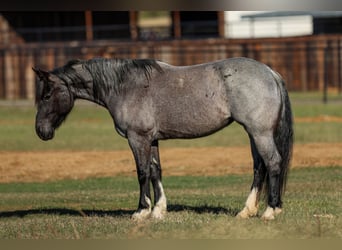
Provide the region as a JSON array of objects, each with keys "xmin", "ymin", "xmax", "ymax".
[
  {"xmin": 131, "ymin": 208, "xmax": 151, "ymax": 221},
  {"xmin": 261, "ymin": 206, "xmax": 282, "ymax": 220},
  {"xmin": 236, "ymin": 206, "xmax": 258, "ymax": 219},
  {"xmin": 151, "ymin": 205, "xmax": 167, "ymax": 220}
]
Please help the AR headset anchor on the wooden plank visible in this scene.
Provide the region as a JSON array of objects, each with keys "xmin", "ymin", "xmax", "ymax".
[
  {"xmin": 0, "ymin": 51, "xmax": 4, "ymax": 98},
  {"xmin": 129, "ymin": 11, "xmax": 138, "ymax": 41},
  {"xmin": 4, "ymin": 50, "xmax": 14, "ymax": 99},
  {"xmin": 317, "ymin": 39, "xmax": 326, "ymax": 91},
  {"xmin": 217, "ymin": 11, "xmax": 225, "ymax": 38},
  {"xmin": 25, "ymin": 51, "xmax": 35, "ymax": 100},
  {"xmin": 172, "ymin": 11, "xmax": 181, "ymax": 39},
  {"xmin": 85, "ymin": 11, "xmax": 93, "ymax": 41}
]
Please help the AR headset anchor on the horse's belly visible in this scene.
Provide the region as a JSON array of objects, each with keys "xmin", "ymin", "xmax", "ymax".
[{"xmin": 156, "ymin": 103, "xmax": 231, "ymax": 139}]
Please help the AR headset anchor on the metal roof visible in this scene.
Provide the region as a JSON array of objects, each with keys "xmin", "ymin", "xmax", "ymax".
[{"xmin": 242, "ymin": 11, "xmax": 342, "ymax": 19}]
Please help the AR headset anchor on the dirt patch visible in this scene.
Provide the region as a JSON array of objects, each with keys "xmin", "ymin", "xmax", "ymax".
[
  {"xmin": 0, "ymin": 143, "xmax": 341, "ymax": 183},
  {"xmin": 295, "ymin": 115, "xmax": 342, "ymax": 123}
]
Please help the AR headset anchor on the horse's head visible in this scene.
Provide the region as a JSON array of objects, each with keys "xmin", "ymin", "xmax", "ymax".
[{"xmin": 33, "ymin": 68, "xmax": 74, "ymax": 141}]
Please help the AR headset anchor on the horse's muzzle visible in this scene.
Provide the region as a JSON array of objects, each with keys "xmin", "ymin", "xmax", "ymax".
[{"xmin": 36, "ymin": 124, "xmax": 55, "ymax": 141}]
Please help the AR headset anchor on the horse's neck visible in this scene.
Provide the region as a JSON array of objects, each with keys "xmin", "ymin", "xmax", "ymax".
[
  {"xmin": 67, "ymin": 64, "xmax": 108, "ymax": 107},
  {"xmin": 70, "ymin": 82, "xmax": 107, "ymax": 107}
]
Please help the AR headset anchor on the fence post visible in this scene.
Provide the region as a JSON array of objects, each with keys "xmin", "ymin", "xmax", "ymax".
[
  {"xmin": 338, "ymin": 38, "xmax": 342, "ymax": 94},
  {"xmin": 4, "ymin": 50, "xmax": 14, "ymax": 99},
  {"xmin": 317, "ymin": 38, "xmax": 326, "ymax": 94},
  {"xmin": 129, "ymin": 11, "xmax": 138, "ymax": 41},
  {"xmin": 323, "ymin": 40, "xmax": 330, "ymax": 103},
  {"xmin": 26, "ymin": 50, "xmax": 35, "ymax": 100},
  {"xmin": 85, "ymin": 11, "xmax": 93, "ymax": 41}
]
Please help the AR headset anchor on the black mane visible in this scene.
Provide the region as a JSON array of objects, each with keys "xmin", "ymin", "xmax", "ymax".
[{"xmin": 51, "ymin": 58, "xmax": 163, "ymax": 100}]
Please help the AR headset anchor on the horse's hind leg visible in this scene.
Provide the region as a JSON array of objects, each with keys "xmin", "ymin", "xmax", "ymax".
[
  {"xmin": 150, "ymin": 140, "xmax": 167, "ymax": 219},
  {"xmin": 237, "ymin": 135, "xmax": 266, "ymax": 218},
  {"xmin": 251, "ymin": 132, "xmax": 283, "ymax": 220}
]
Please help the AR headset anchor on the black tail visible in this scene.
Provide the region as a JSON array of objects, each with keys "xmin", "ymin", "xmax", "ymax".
[{"xmin": 271, "ymin": 70, "xmax": 294, "ymax": 202}]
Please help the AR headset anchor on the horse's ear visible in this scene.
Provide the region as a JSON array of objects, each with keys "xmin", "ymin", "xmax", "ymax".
[{"xmin": 32, "ymin": 67, "xmax": 50, "ymax": 81}]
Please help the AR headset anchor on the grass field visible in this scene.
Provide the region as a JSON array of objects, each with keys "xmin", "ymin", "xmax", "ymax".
[
  {"xmin": 0, "ymin": 167, "xmax": 341, "ymax": 239},
  {"xmin": 0, "ymin": 92, "xmax": 341, "ymax": 239}
]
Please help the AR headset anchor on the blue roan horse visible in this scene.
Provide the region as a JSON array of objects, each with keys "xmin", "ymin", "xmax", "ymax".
[{"xmin": 33, "ymin": 57, "xmax": 293, "ymax": 220}]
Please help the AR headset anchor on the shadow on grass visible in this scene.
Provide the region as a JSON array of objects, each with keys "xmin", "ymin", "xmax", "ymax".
[
  {"xmin": 168, "ymin": 204, "xmax": 239, "ymax": 216},
  {"xmin": 0, "ymin": 204, "xmax": 239, "ymax": 218},
  {"xmin": 0, "ymin": 208, "xmax": 134, "ymax": 218}
]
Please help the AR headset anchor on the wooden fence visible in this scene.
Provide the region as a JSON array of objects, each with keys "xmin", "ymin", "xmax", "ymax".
[{"xmin": 0, "ymin": 34, "xmax": 342, "ymax": 99}]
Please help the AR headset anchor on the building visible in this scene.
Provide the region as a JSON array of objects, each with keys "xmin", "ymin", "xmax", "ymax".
[
  {"xmin": 2, "ymin": 11, "xmax": 342, "ymax": 43},
  {"xmin": 0, "ymin": 11, "xmax": 225, "ymax": 44},
  {"xmin": 226, "ymin": 11, "xmax": 342, "ymax": 38}
]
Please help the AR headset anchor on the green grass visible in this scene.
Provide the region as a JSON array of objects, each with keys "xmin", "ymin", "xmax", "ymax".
[
  {"xmin": 294, "ymin": 122, "xmax": 342, "ymax": 144},
  {"xmin": 0, "ymin": 167, "xmax": 341, "ymax": 239},
  {"xmin": 290, "ymin": 92, "xmax": 342, "ymax": 117},
  {"xmin": 0, "ymin": 92, "xmax": 341, "ymax": 151}
]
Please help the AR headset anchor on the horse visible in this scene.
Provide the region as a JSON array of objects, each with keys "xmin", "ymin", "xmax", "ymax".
[{"xmin": 33, "ymin": 57, "xmax": 293, "ymax": 220}]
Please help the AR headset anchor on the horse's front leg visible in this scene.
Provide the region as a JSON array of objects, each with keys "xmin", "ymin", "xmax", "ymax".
[
  {"xmin": 128, "ymin": 132, "xmax": 153, "ymax": 220},
  {"xmin": 150, "ymin": 140, "xmax": 167, "ymax": 219}
]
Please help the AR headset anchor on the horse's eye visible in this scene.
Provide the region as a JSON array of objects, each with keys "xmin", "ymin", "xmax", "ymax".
[{"xmin": 43, "ymin": 93, "xmax": 51, "ymax": 101}]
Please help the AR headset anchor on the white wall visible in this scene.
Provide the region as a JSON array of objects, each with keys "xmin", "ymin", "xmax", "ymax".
[{"xmin": 224, "ymin": 11, "xmax": 313, "ymax": 38}]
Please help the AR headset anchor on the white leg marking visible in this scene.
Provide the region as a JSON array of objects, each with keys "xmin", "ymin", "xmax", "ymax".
[
  {"xmin": 275, "ymin": 207, "xmax": 283, "ymax": 215},
  {"xmin": 237, "ymin": 188, "xmax": 259, "ymax": 219},
  {"xmin": 261, "ymin": 206, "xmax": 282, "ymax": 220},
  {"xmin": 152, "ymin": 157, "xmax": 158, "ymax": 165},
  {"xmin": 132, "ymin": 196, "xmax": 152, "ymax": 220},
  {"xmin": 151, "ymin": 181, "xmax": 167, "ymax": 219}
]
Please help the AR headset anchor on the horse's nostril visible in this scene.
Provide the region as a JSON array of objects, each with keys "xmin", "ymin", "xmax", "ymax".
[{"xmin": 36, "ymin": 124, "xmax": 54, "ymax": 141}]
